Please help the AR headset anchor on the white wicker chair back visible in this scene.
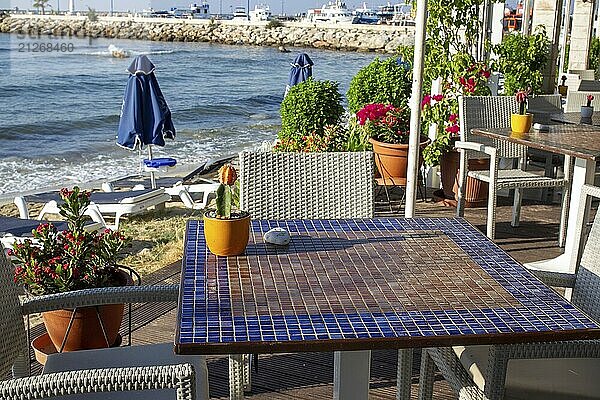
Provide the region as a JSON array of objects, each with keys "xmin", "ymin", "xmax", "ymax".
[
  {"xmin": 239, "ymin": 151, "xmax": 374, "ymax": 219},
  {"xmin": 572, "ymin": 208, "xmax": 600, "ymax": 321},
  {"xmin": 458, "ymin": 96, "xmax": 526, "ymax": 159},
  {"xmin": 565, "ymin": 91, "xmax": 600, "ymax": 112},
  {"xmin": 0, "ymin": 252, "xmax": 29, "ymax": 379},
  {"xmin": 527, "ymin": 94, "xmax": 562, "ymax": 113}
]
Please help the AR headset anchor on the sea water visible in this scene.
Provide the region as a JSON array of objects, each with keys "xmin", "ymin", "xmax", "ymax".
[{"xmin": 0, "ymin": 33, "xmax": 376, "ymax": 196}]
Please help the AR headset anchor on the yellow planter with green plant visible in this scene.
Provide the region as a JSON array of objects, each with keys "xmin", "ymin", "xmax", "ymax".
[{"xmin": 203, "ymin": 164, "xmax": 250, "ymax": 256}]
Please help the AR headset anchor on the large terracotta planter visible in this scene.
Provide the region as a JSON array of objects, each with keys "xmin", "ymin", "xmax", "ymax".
[
  {"xmin": 439, "ymin": 149, "xmax": 489, "ymax": 208},
  {"xmin": 203, "ymin": 212, "xmax": 251, "ymax": 256},
  {"xmin": 370, "ymin": 137, "xmax": 430, "ymax": 186},
  {"xmin": 42, "ymin": 269, "xmax": 132, "ymax": 352}
]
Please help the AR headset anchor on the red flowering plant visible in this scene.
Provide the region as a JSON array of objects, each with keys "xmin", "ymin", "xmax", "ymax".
[
  {"xmin": 273, "ymin": 124, "xmax": 348, "ymax": 152},
  {"xmin": 586, "ymin": 94, "xmax": 594, "ymax": 107},
  {"xmin": 356, "ymin": 103, "xmax": 411, "ymax": 144},
  {"xmin": 8, "ymin": 187, "xmax": 131, "ymax": 296},
  {"xmin": 421, "ymin": 59, "xmax": 492, "ymax": 167},
  {"xmin": 515, "ymin": 89, "xmax": 530, "ymax": 115}
]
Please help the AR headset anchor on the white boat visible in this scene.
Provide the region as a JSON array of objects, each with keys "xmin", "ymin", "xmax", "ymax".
[
  {"xmin": 305, "ymin": 1, "xmax": 356, "ymax": 24},
  {"xmin": 232, "ymin": 6, "xmax": 248, "ymax": 21},
  {"xmin": 354, "ymin": 2, "xmax": 379, "ymax": 24},
  {"xmin": 190, "ymin": 2, "xmax": 210, "ymax": 19},
  {"xmin": 249, "ymin": 4, "xmax": 271, "ymax": 22},
  {"xmin": 378, "ymin": 2, "xmax": 414, "ymax": 26}
]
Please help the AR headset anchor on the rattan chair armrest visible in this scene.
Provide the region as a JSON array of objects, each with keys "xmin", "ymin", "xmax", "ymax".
[
  {"xmin": 0, "ymin": 364, "xmax": 196, "ymax": 400},
  {"xmin": 21, "ymin": 285, "xmax": 179, "ymax": 315},
  {"xmin": 489, "ymin": 339, "xmax": 600, "ymax": 363},
  {"xmin": 454, "ymin": 140, "xmax": 497, "ymax": 158},
  {"xmin": 528, "ymin": 270, "xmax": 576, "ymax": 288}
]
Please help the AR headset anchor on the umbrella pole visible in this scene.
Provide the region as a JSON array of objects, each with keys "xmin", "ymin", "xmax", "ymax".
[
  {"xmin": 405, "ymin": 0, "xmax": 428, "ymax": 218},
  {"xmin": 148, "ymin": 145, "xmax": 157, "ymax": 189}
]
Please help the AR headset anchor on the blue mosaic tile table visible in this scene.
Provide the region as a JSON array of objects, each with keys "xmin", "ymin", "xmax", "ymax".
[{"xmin": 175, "ymin": 218, "xmax": 600, "ymax": 355}]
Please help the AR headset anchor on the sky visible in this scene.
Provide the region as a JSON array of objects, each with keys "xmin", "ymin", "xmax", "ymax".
[{"xmin": 5, "ymin": 0, "xmax": 393, "ymax": 15}]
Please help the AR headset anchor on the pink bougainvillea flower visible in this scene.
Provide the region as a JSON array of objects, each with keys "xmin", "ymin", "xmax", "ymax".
[
  {"xmin": 448, "ymin": 113, "xmax": 458, "ymax": 123},
  {"xmin": 445, "ymin": 124, "xmax": 460, "ymax": 134},
  {"xmin": 433, "ymin": 94, "xmax": 444, "ymax": 102}
]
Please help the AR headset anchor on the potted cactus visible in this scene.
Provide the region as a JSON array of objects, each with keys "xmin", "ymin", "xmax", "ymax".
[
  {"xmin": 511, "ymin": 89, "xmax": 533, "ymax": 134},
  {"xmin": 581, "ymin": 95, "xmax": 594, "ymax": 118},
  {"xmin": 203, "ymin": 164, "xmax": 250, "ymax": 256}
]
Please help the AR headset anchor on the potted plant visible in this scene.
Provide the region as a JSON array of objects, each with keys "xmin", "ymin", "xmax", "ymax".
[
  {"xmin": 581, "ymin": 94, "xmax": 594, "ymax": 118},
  {"xmin": 9, "ymin": 187, "xmax": 132, "ymax": 353},
  {"xmin": 558, "ymin": 75, "xmax": 568, "ymax": 97},
  {"xmin": 358, "ymin": 103, "xmax": 430, "ymax": 185},
  {"xmin": 203, "ymin": 164, "xmax": 250, "ymax": 256},
  {"xmin": 511, "ymin": 89, "xmax": 533, "ymax": 134}
]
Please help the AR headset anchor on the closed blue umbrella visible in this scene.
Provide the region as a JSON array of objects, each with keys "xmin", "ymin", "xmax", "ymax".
[
  {"xmin": 285, "ymin": 53, "xmax": 314, "ymax": 95},
  {"xmin": 117, "ymin": 55, "xmax": 175, "ymax": 188}
]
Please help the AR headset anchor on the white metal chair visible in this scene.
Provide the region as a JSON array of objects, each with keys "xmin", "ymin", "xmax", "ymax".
[
  {"xmin": 419, "ymin": 184, "xmax": 600, "ymax": 400},
  {"xmin": 456, "ymin": 96, "xmax": 571, "ymax": 243},
  {"xmin": 0, "ymin": 251, "xmax": 209, "ymax": 400}
]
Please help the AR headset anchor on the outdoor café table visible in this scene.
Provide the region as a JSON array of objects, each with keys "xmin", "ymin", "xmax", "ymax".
[
  {"xmin": 550, "ymin": 112, "xmax": 600, "ymax": 126},
  {"xmin": 175, "ymin": 217, "xmax": 600, "ymax": 399},
  {"xmin": 472, "ymin": 125, "xmax": 600, "ymax": 274}
]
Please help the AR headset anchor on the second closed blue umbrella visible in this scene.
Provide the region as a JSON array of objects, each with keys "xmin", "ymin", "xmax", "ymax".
[{"xmin": 285, "ymin": 53, "xmax": 314, "ymax": 95}]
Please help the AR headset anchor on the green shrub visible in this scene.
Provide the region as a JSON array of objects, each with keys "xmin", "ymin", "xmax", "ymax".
[
  {"xmin": 590, "ymin": 38, "xmax": 600, "ymax": 79},
  {"xmin": 266, "ymin": 19, "xmax": 283, "ymax": 29},
  {"xmin": 87, "ymin": 7, "xmax": 98, "ymax": 22},
  {"xmin": 346, "ymin": 56, "xmax": 412, "ymax": 114},
  {"xmin": 490, "ymin": 27, "xmax": 550, "ymax": 95},
  {"xmin": 279, "ymin": 78, "xmax": 344, "ymax": 143}
]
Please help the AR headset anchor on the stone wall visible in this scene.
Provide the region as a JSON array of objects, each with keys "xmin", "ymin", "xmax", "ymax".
[{"xmin": 0, "ymin": 14, "xmax": 415, "ymax": 53}]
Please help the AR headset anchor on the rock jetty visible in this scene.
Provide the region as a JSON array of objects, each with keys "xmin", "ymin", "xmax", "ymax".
[{"xmin": 0, "ymin": 14, "xmax": 415, "ymax": 53}]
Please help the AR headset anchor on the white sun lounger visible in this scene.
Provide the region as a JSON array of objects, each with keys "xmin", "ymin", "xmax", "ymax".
[
  {"xmin": 14, "ymin": 189, "xmax": 170, "ymax": 230},
  {"xmin": 0, "ymin": 212, "xmax": 106, "ymax": 249}
]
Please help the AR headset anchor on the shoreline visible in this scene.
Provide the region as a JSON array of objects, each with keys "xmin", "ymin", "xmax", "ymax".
[{"xmin": 0, "ymin": 14, "xmax": 414, "ymax": 53}]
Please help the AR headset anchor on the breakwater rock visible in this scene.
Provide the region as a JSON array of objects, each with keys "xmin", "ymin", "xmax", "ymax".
[{"xmin": 0, "ymin": 15, "xmax": 415, "ymax": 53}]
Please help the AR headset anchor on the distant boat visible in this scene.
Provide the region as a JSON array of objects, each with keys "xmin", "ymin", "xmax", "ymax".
[
  {"xmin": 354, "ymin": 2, "xmax": 379, "ymax": 24},
  {"xmin": 169, "ymin": 2, "xmax": 211, "ymax": 19},
  {"xmin": 305, "ymin": 1, "xmax": 356, "ymax": 24},
  {"xmin": 249, "ymin": 4, "xmax": 271, "ymax": 22},
  {"xmin": 232, "ymin": 6, "xmax": 248, "ymax": 21},
  {"xmin": 378, "ymin": 2, "xmax": 414, "ymax": 26}
]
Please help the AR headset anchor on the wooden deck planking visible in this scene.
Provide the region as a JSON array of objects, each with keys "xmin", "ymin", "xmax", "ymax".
[{"xmin": 29, "ymin": 194, "xmax": 569, "ymax": 398}]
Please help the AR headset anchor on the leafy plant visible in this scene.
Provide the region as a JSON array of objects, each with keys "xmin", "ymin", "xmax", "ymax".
[
  {"xmin": 279, "ymin": 78, "xmax": 344, "ymax": 145},
  {"xmin": 9, "ymin": 187, "xmax": 130, "ymax": 296},
  {"xmin": 33, "ymin": 0, "xmax": 51, "ymax": 15},
  {"xmin": 346, "ymin": 57, "xmax": 412, "ymax": 114},
  {"xmin": 267, "ymin": 19, "xmax": 283, "ymax": 29},
  {"xmin": 344, "ymin": 118, "xmax": 371, "ymax": 151},
  {"xmin": 590, "ymin": 38, "xmax": 600, "ymax": 79},
  {"xmin": 489, "ymin": 27, "xmax": 550, "ymax": 95},
  {"xmin": 87, "ymin": 7, "xmax": 98, "ymax": 22}
]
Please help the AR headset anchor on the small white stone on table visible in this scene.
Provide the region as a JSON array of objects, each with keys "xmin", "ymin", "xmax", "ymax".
[{"xmin": 263, "ymin": 228, "xmax": 291, "ymax": 246}]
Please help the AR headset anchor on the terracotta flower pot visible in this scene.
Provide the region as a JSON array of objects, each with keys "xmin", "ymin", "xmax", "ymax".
[
  {"xmin": 370, "ymin": 137, "xmax": 431, "ymax": 186},
  {"xmin": 42, "ymin": 269, "xmax": 132, "ymax": 352},
  {"xmin": 439, "ymin": 149, "xmax": 489, "ymax": 208},
  {"xmin": 203, "ymin": 212, "xmax": 251, "ymax": 256},
  {"xmin": 510, "ymin": 113, "xmax": 533, "ymax": 134}
]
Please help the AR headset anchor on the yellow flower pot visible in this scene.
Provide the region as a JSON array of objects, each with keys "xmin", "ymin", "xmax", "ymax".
[
  {"xmin": 203, "ymin": 212, "xmax": 251, "ymax": 256},
  {"xmin": 511, "ymin": 113, "xmax": 533, "ymax": 134}
]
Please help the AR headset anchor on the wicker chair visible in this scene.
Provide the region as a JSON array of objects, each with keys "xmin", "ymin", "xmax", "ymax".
[
  {"xmin": 239, "ymin": 151, "xmax": 375, "ymax": 219},
  {"xmin": 456, "ymin": 96, "xmax": 571, "ymax": 243},
  {"xmin": 236, "ymin": 151, "xmax": 419, "ymax": 400},
  {"xmin": 0, "ymin": 252, "xmax": 208, "ymax": 400},
  {"xmin": 419, "ymin": 183, "xmax": 600, "ymax": 400}
]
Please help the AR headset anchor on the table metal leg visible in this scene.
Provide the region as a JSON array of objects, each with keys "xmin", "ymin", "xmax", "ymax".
[
  {"xmin": 396, "ymin": 349, "xmax": 413, "ymax": 400},
  {"xmin": 524, "ymin": 157, "xmax": 596, "ymax": 273},
  {"xmin": 229, "ymin": 354, "xmax": 245, "ymax": 400},
  {"xmin": 334, "ymin": 350, "xmax": 371, "ymax": 400}
]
